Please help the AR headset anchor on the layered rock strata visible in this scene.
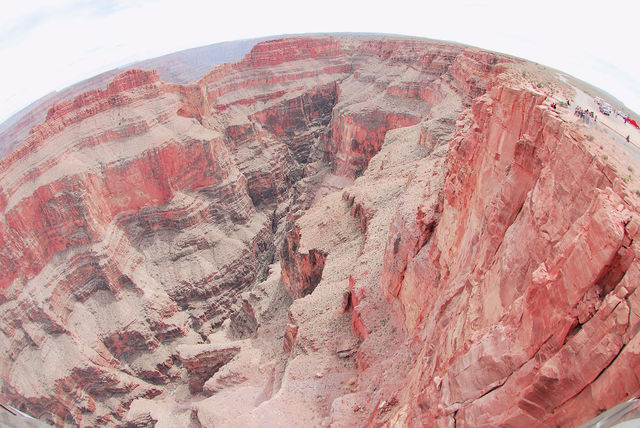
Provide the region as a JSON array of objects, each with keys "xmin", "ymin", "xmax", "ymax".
[{"xmin": 1, "ymin": 35, "xmax": 638, "ymax": 428}]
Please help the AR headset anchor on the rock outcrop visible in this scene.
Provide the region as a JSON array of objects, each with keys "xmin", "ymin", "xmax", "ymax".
[
  {"xmin": 373, "ymin": 83, "xmax": 640, "ymax": 427},
  {"xmin": 1, "ymin": 34, "xmax": 639, "ymax": 428},
  {"xmin": 176, "ymin": 344, "xmax": 241, "ymax": 393}
]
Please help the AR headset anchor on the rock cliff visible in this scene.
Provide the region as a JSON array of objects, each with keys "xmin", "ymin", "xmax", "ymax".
[{"xmin": 1, "ymin": 34, "xmax": 639, "ymax": 427}]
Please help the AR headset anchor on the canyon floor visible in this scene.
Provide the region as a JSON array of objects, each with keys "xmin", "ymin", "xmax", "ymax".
[{"xmin": 2, "ymin": 35, "xmax": 640, "ymax": 427}]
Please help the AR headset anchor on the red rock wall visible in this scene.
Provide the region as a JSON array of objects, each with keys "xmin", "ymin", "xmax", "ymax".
[
  {"xmin": 1, "ymin": 70, "xmax": 161, "ymax": 171},
  {"xmin": 280, "ymin": 225, "xmax": 328, "ymax": 299},
  {"xmin": 249, "ymin": 81, "xmax": 339, "ymax": 162},
  {"xmin": 378, "ymin": 84, "xmax": 640, "ymax": 426},
  {"xmin": 245, "ymin": 38, "xmax": 343, "ymax": 67},
  {"xmin": 0, "ymin": 136, "xmax": 234, "ymax": 297},
  {"xmin": 329, "ymin": 111, "xmax": 420, "ymax": 177}
]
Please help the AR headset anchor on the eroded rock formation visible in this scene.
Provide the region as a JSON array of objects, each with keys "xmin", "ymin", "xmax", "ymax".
[{"xmin": 1, "ymin": 34, "xmax": 639, "ymax": 427}]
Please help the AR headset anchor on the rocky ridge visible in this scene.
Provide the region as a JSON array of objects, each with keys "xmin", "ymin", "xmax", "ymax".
[{"xmin": 1, "ymin": 35, "xmax": 639, "ymax": 427}]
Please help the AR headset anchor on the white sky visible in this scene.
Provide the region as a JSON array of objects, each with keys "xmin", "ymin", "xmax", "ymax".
[{"xmin": 1, "ymin": 0, "xmax": 639, "ymax": 124}]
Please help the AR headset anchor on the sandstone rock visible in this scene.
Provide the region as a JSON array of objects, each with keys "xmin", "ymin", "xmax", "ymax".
[
  {"xmin": 283, "ymin": 323, "xmax": 299, "ymax": 354},
  {"xmin": 1, "ymin": 34, "xmax": 636, "ymax": 428},
  {"xmin": 280, "ymin": 225, "xmax": 329, "ymax": 299},
  {"xmin": 176, "ymin": 343, "xmax": 241, "ymax": 393}
]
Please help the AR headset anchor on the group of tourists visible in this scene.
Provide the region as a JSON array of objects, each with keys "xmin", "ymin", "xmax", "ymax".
[{"xmin": 574, "ymin": 105, "xmax": 596, "ymax": 125}]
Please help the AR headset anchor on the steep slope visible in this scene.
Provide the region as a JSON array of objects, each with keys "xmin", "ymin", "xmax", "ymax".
[{"xmin": 1, "ymin": 35, "xmax": 639, "ymax": 428}]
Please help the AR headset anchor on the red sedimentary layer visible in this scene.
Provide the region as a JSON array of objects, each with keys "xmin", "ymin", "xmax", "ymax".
[
  {"xmin": 1, "ymin": 70, "xmax": 161, "ymax": 172},
  {"xmin": 0, "ymin": 136, "xmax": 234, "ymax": 296},
  {"xmin": 244, "ymin": 38, "xmax": 343, "ymax": 67}
]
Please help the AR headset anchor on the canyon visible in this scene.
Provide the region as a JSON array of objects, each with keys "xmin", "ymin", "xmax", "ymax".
[{"xmin": 1, "ymin": 34, "xmax": 640, "ymax": 427}]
